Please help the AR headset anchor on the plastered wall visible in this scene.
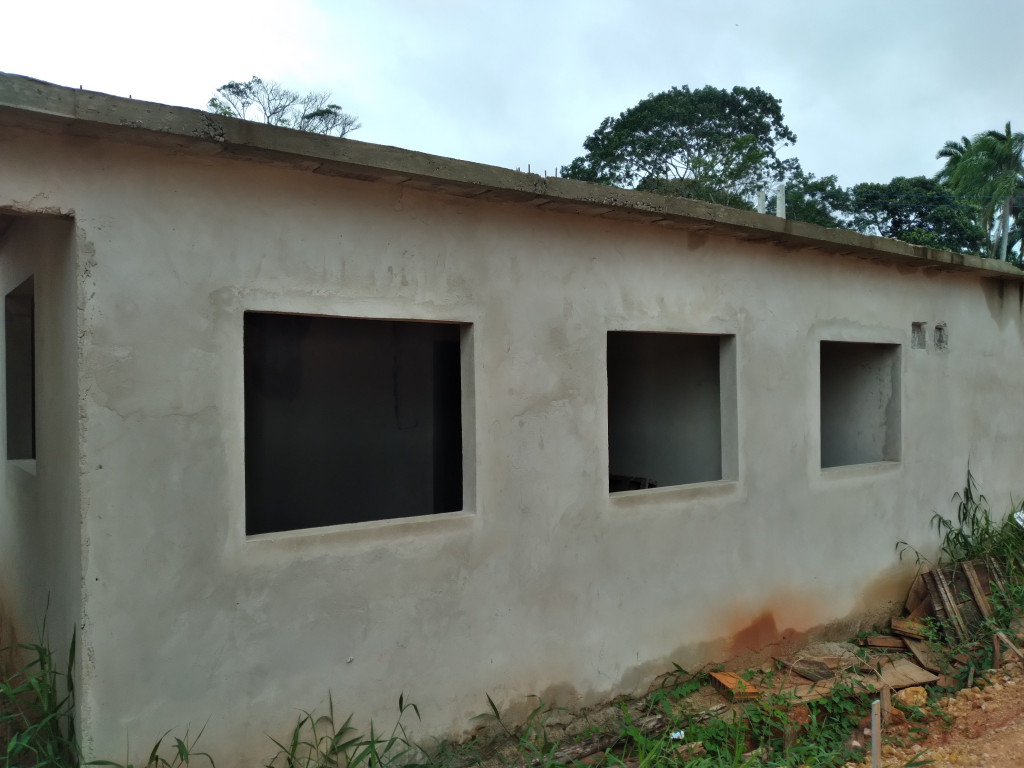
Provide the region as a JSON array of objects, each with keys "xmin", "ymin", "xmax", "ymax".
[
  {"xmin": 3, "ymin": 127, "xmax": 1024, "ymax": 766},
  {"xmin": 0, "ymin": 215, "xmax": 80, "ymax": 670}
]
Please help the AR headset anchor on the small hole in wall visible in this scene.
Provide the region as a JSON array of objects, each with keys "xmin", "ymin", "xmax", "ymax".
[
  {"xmin": 934, "ymin": 323, "xmax": 949, "ymax": 351},
  {"xmin": 911, "ymin": 322, "xmax": 927, "ymax": 350}
]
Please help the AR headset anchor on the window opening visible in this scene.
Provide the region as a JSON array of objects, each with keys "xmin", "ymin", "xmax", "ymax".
[
  {"xmin": 244, "ymin": 313, "xmax": 464, "ymax": 534},
  {"xmin": 820, "ymin": 341, "xmax": 900, "ymax": 468},
  {"xmin": 607, "ymin": 332, "xmax": 734, "ymax": 491}
]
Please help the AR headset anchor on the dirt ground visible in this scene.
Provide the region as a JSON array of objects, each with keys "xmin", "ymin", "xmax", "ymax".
[{"xmin": 852, "ymin": 660, "xmax": 1024, "ymax": 768}]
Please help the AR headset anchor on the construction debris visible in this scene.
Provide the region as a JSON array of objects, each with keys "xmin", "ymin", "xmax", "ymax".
[
  {"xmin": 709, "ymin": 671, "xmax": 761, "ymax": 701},
  {"xmin": 503, "ymin": 556, "xmax": 1022, "ymax": 768}
]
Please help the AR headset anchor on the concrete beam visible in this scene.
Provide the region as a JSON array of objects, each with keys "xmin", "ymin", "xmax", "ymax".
[{"xmin": 1, "ymin": 72, "xmax": 1022, "ymax": 282}]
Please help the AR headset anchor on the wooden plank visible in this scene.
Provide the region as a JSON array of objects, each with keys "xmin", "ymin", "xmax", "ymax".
[
  {"xmin": 774, "ymin": 656, "xmax": 835, "ymax": 682},
  {"xmin": 950, "ymin": 568, "xmax": 983, "ymax": 631},
  {"xmin": 904, "ymin": 638, "xmax": 943, "ymax": 673},
  {"xmin": 782, "ymin": 677, "xmax": 874, "ymax": 703},
  {"xmin": 858, "ymin": 635, "xmax": 907, "ymax": 649},
  {"xmin": 891, "ymin": 617, "xmax": 927, "ymax": 640},
  {"xmin": 987, "ymin": 556, "xmax": 1009, "ymax": 593},
  {"xmin": 964, "ymin": 562, "xmax": 994, "ymax": 619},
  {"xmin": 907, "ymin": 598, "xmax": 933, "ymax": 622},
  {"xmin": 873, "ymin": 657, "xmax": 939, "ymax": 689},
  {"xmin": 929, "ymin": 569, "xmax": 969, "ymax": 643},
  {"xmin": 924, "ymin": 570, "xmax": 951, "ymax": 625},
  {"xmin": 905, "ymin": 572, "xmax": 929, "ymax": 615},
  {"xmin": 710, "ymin": 671, "xmax": 761, "ymax": 701},
  {"xmin": 995, "ymin": 632, "xmax": 1024, "ymax": 662},
  {"xmin": 778, "ymin": 658, "xmax": 936, "ymax": 703}
]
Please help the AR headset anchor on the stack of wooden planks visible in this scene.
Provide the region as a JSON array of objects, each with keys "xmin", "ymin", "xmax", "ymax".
[{"xmin": 857, "ymin": 558, "xmax": 1024, "ymax": 684}]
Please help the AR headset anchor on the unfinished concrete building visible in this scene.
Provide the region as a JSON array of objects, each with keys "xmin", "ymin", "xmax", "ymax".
[{"xmin": 2, "ymin": 72, "xmax": 1024, "ymax": 765}]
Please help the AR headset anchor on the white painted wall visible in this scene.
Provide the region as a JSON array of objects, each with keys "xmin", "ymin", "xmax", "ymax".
[{"xmin": 3, "ymin": 126, "xmax": 1024, "ymax": 767}]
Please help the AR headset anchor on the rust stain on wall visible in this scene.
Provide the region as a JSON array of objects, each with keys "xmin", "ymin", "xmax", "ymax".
[{"xmin": 728, "ymin": 610, "xmax": 789, "ymax": 654}]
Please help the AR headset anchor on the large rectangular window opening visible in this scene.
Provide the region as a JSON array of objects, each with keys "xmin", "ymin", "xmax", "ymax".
[
  {"xmin": 820, "ymin": 341, "xmax": 901, "ymax": 468},
  {"xmin": 607, "ymin": 331, "xmax": 735, "ymax": 492},
  {"xmin": 244, "ymin": 313, "xmax": 465, "ymax": 535},
  {"xmin": 5, "ymin": 276, "xmax": 35, "ymax": 460}
]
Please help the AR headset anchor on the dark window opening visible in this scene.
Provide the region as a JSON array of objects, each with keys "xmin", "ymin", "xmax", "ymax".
[
  {"xmin": 820, "ymin": 341, "xmax": 901, "ymax": 468},
  {"xmin": 5, "ymin": 277, "xmax": 35, "ymax": 460},
  {"xmin": 244, "ymin": 313, "xmax": 464, "ymax": 535},
  {"xmin": 607, "ymin": 332, "xmax": 727, "ymax": 491}
]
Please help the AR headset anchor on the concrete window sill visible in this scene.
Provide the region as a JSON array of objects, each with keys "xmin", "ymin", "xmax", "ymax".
[{"xmin": 7, "ymin": 458, "xmax": 36, "ymax": 476}]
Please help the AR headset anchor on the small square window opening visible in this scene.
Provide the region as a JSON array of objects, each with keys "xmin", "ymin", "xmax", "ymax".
[
  {"xmin": 820, "ymin": 341, "xmax": 901, "ymax": 468},
  {"xmin": 607, "ymin": 331, "xmax": 736, "ymax": 492}
]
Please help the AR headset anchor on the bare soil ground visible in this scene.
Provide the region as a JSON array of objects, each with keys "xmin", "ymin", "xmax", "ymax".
[{"xmin": 852, "ymin": 661, "xmax": 1024, "ymax": 767}]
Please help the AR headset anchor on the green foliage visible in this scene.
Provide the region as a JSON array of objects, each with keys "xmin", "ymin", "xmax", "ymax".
[
  {"xmin": 636, "ymin": 176, "xmax": 756, "ymax": 210},
  {"xmin": 783, "ymin": 165, "xmax": 850, "ymax": 228},
  {"xmin": 937, "ymin": 122, "xmax": 1024, "ymax": 261},
  {"xmin": 930, "ymin": 468, "xmax": 1024, "ymax": 566},
  {"xmin": 265, "ymin": 694, "xmax": 421, "ymax": 768},
  {"xmin": 0, "ymin": 630, "xmax": 79, "ymax": 768},
  {"xmin": 207, "ymin": 77, "xmax": 360, "ymax": 137},
  {"xmin": 846, "ymin": 176, "xmax": 989, "ymax": 254},
  {"xmin": 561, "ymin": 85, "xmax": 796, "ymax": 205},
  {"xmin": 92, "ymin": 725, "xmax": 215, "ymax": 768},
  {"xmin": 473, "ymin": 694, "xmax": 563, "ymax": 765}
]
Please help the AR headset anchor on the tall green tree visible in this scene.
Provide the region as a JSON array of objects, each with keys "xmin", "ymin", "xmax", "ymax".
[
  {"xmin": 208, "ymin": 77, "xmax": 361, "ymax": 137},
  {"xmin": 783, "ymin": 164, "xmax": 850, "ymax": 228},
  {"xmin": 846, "ymin": 176, "xmax": 988, "ymax": 254},
  {"xmin": 937, "ymin": 123, "xmax": 1024, "ymax": 261},
  {"xmin": 561, "ymin": 85, "xmax": 796, "ymax": 207}
]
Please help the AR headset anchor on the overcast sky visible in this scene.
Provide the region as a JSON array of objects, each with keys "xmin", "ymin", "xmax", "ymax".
[{"xmin": 4, "ymin": 0, "xmax": 1022, "ymax": 189}]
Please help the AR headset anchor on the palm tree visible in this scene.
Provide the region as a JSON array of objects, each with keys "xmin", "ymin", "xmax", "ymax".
[{"xmin": 938, "ymin": 123, "xmax": 1024, "ymax": 261}]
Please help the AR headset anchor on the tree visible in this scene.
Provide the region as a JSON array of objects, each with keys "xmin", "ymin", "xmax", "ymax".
[
  {"xmin": 846, "ymin": 176, "xmax": 988, "ymax": 254},
  {"xmin": 937, "ymin": 123, "xmax": 1024, "ymax": 261},
  {"xmin": 783, "ymin": 164, "xmax": 850, "ymax": 228},
  {"xmin": 561, "ymin": 85, "xmax": 796, "ymax": 207},
  {"xmin": 635, "ymin": 176, "xmax": 754, "ymax": 210},
  {"xmin": 207, "ymin": 77, "xmax": 360, "ymax": 137}
]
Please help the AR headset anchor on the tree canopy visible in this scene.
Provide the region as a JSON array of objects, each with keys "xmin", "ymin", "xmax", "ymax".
[
  {"xmin": 937, "ymin": 123, "xmax": 1024, "ymax": 260},
  {"xmin": 208, "ymin": 77, "xmax": 361, "ymax": 137},
  {"xmin": 846, "ymin": 176, "xmax": 988, "ymax": 254},
  {"xmin": 561, "ymin": 85, "xmax": 796, "ymax": 206},
  {"xmin": 783, "ymin": 166, "xmax": 849, "ymax": 229}
]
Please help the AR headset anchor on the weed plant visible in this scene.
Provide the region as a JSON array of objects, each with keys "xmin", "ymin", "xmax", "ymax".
[
  {"xmin": 264, "ymin": 694, "xmax": 423, "ymax": 768},
  {"xmin": 932, "ymin": 468, "xmax": 1024, "ymax": 567},
  {"xmin": 899, "ymin": 467, "xmax": 1024, "ymax": 574},
  {"xmin": 94, "ymin": 725, "xmax": 215, "ymax": 768},
  {"xmin": 0, "ymin": 629, "xmax": 79, "ymax": 768}
]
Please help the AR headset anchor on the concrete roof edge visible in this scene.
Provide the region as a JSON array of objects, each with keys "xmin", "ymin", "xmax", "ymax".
[{"xmin": 1, "ymin": 72, "xmax": 1021, "ymax": 282}]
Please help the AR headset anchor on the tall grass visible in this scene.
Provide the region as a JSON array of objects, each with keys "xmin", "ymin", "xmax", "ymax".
[
  {"xmin": 265, "ymin": 693, "xmax": 422, "ymax": 768},
  {"xmin": 931, "ymin": 467, "xmax": 1024, "ymax": 567},
  {"xmin": 0, "ymin": 629, "xmax": 78, "ymax": 767}
]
